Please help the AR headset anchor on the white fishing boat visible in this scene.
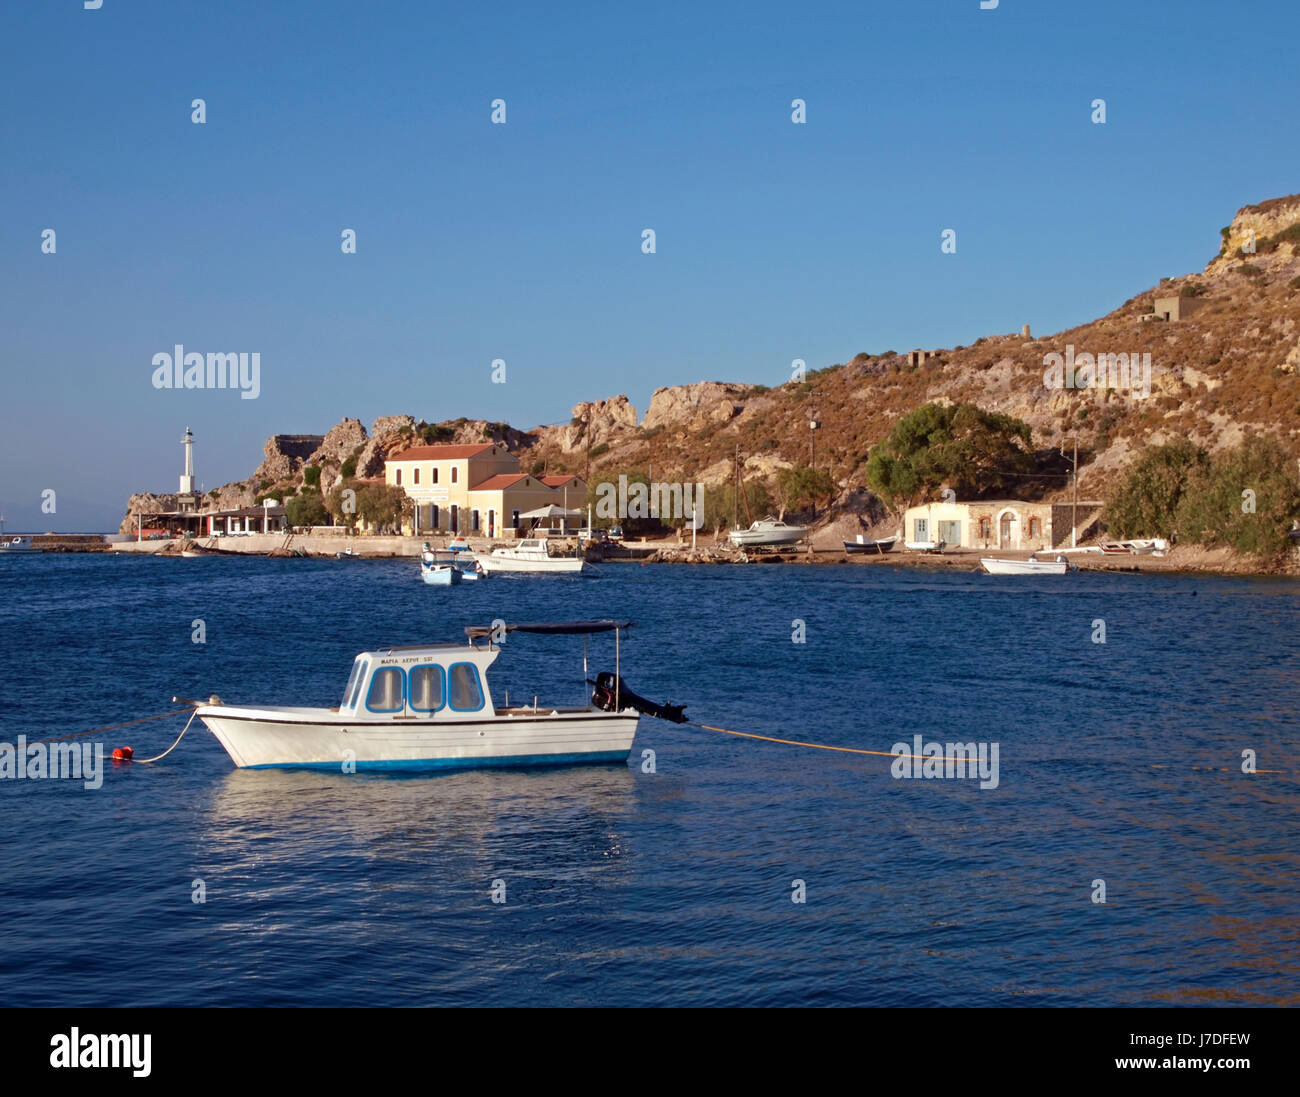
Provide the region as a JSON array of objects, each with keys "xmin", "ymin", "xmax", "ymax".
[
  {"xmin": 479, "ymin": 534, "xmax": 588, "ymax": 574},
  {"xmin": 905, "ymin": 539, "xmax": 945, "ymax": 553},
  {"xmin": 188, "ymin": 620, "xmax": 686, "ymax": 772},
  {"xmin": 420, "ymin": 560, "xmax": 461, "ymax": 586},
  {"xmin": 728, "ymin": 517, "xmax": 808, "ymax": 547},
  {"xmin": 456, "ymin": 559, "xmax": 485, "ymax": 581},
  {"xmin": 981, "ymin": 555, "xmax": 1072, "ymax": 575},
  {"xmin": 0, "ymin": 536, "xmax": 40, "ymax": 553}
]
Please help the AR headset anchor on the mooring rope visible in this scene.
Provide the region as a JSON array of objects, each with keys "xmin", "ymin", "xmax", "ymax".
[
  {"xmin": 689, "ymin": 721, "xmax": 1287, "ymax": 773},
  {"xmin": 132, "ymin": 710, "xmax": 199, "ymax": 764}
]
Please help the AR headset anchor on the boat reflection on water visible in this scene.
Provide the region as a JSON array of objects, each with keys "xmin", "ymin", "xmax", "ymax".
[{"xmin": 201, "ymin": 763, "xmax": 638, "ymax": 862}]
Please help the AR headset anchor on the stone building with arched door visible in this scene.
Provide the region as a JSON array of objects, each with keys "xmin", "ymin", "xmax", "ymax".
[{"xmin": 902, "ymin": 498, "xmax": 1102, "ymax": 551}]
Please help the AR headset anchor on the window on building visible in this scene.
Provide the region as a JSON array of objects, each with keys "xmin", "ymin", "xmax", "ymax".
[
  {"xmin": 409, "ymin": 666, "xmax": 446, "ymax": 713},
  {"xmin": 979, "ymin": 517, "xmax": 991, "ymax": 540},
  {"xmin": 413, "ymin": 468, "xmax": 420, "ymax": 485},
  {"xmin": 366, "ymin": 667, "xmax": 404, "ymax": 713},
  {"xmin": 1029, "ymin": 516, "xmax": 1042, "ymax": 539},
  {"xmin": 451, "ymin": 466, "xmax": 458, "ymax": 484},
  {"xmin": 432, "ymin": 467, "xmax": 439, "ymax": 484},
  {"xmin": 448, "ymin": 664, "xmax": 484, "ymax": 711},
  {"xmin": 395, "ymin": 468, "xmax": 402, "ymax": 486},
  {"xmin": 511, "ymin": 510, "xmax": 520, "ymax": 529}
]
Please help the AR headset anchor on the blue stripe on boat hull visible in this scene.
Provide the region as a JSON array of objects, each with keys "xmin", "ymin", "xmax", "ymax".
[{"xmin": 242, "ymin": 749, "xmax": 630, "ymax": 772}]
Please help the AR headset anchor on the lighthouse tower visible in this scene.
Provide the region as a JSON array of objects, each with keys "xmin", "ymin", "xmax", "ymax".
[{"xmin": 178, "ymin": 427, "xmax": 198, "ymax": 512}]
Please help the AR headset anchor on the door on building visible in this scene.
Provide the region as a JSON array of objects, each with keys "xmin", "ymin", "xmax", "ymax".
[
  {"xmin": 913, "ymin": 518, "xmax": 928, "ymax": 541},
  {"xmin": 450, "ymin": 505, "xmax": 459, "ymax": 534},
  {"xmin": 938, "ymin": 520, "xmax": 961, "ymax": 547},
  {"xmin": 999, "ymin": 512, "xmax": 1014, "ymax": 547},
  {"xmin": 487, "ymin": 509, "xmax": 495, "ymax": 538}
]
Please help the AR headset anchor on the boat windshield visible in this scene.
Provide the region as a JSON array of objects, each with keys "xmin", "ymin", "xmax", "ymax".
[{"xmin": 342, "ymin": 658, "xmax": 367, "ymax": 709}]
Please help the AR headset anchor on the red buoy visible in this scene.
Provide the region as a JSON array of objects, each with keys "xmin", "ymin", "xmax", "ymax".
[{"xmin": 112, "ymin": 746, "xmax": 134, "ymax": 761}]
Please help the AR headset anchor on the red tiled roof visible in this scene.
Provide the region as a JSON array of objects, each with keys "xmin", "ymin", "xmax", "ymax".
[
  {"xmin": 387, "ymin": 444, "xmax": 498, "ymax": 462},
  {"xmin": 539, "ymin": 475, "xmax": 584, "ymax": 487},
  {"xmin": 471, "ymin": 473, "xmax": 531, "ymax": 491}
]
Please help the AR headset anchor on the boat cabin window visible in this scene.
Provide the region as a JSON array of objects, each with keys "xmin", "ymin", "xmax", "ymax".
[
  {"xmin": 342, "ymin": 658, "xmax": 367, "ymax": 709},
  {"xmin": 367, "ymin": 667, "xmax": 405, "ymax": 713},
  {"xmin": 409, "ymin": 666, "xmax": 446, "ymax": 713},
  {"xmin": 448, "ymin": 663, "xmax": 484, "ymax": 711}
]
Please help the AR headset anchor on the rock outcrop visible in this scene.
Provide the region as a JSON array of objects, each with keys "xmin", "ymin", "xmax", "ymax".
[
  {"xmin": 643, "ymin": 382, "xmax": 753, "ymax": 431},
  {"xmin": 252, "ymin": 434, "xmax": 324, "ymax": 485}
]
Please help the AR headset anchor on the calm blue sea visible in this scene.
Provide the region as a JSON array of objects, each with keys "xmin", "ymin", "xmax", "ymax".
[{"xmin": 0, "ymin": 553, "xmax": 1297, "ymax": 1007}]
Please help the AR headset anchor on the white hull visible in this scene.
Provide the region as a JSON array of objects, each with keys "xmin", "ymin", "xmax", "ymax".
[
  {"xmin": 479, "ymin": 553, "xmax": 587, "ymax": 574},
  {"xmin": 905, "ymin": 540, "xmax": 945, "ymax": 552},
  {"xmin": 198, "ymin": 706, "xmax": 639, "ymax": 771},
  {"xmin": 728, "ymin": 520, "xmax": 807, "ymax": 547},
  {"xmin": 981, "ymin": 557, "xmax": 1070, "ymax": 575}
]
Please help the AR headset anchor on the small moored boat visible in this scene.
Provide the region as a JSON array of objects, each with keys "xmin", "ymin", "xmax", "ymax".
[
  {"xmin": 905, "ymin": 540, "xmax": 945, "ymax": 553},
  {"xmin": 189, "ymin": 620, "xmax": 686, "ymax": 772},
  {"xmin": 479, "ymin": 534, "xmax": 588, "ymax": 574},
  {"xmin": 981, "ymin": 555, "xmax": 1073, "ymax": 576}
]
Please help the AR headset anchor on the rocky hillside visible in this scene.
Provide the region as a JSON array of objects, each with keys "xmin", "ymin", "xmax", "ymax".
[{"xmin": 123, "ymin": 193, "xmax": 1300, "ymax": 535}]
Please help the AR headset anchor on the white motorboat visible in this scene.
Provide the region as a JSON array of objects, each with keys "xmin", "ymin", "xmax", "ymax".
[
  {"xmin": 189, "ymin": 620, "xmax": 687, "ymax": 772},
  {"xmin": 479, "ymin": 534, "xmax": 588, "ymax": 574},
  {"xmin": 905, "ymin": 540, "xmax": 946, "ymax": 553},
  {"xmin": 981, "ymin": 555, "xmax": 1072, "ymax": 575},
  {"xmin": 420, "ymin": 560, "xmax": 461, "ymax": 586},
  {"xmin": 0, "ymin": 537, "xmax": 40, "ymax": 553},
  {"xmin": 728, "ymin": 517, "xmax": 808, "ymax": 547}
]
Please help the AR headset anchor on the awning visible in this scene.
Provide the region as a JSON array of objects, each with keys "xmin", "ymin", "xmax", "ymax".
[
  {"xmin": 465, "ymin": 619, "xmax": 633, "ymax": 639},
  {"xmin": 518, "ymin": 505, "xmax": 583, "ymax": 519}
]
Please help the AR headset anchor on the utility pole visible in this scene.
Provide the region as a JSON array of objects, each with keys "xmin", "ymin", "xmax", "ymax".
[{"xmin": 1070, "ymin": 438, "xmax": 1079, "ymax": 548}]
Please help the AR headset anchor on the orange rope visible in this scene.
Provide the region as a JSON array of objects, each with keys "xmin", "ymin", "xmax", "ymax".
[{"xmin": 694, "ymin": 723, "xmax": 1289, "ymax": 773}]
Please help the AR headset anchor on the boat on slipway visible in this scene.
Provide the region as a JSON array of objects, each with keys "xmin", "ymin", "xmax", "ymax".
[
  {"xmin": 189, "ymin": 620, "xmax": 686, "ymax": 772},
  {"xmin": 728, "ymin": 517, "xmax": 807, "ymax": 548},
  {"xmin": 844, "ymin": 535, "xmax": 898, "ymax": 554}
]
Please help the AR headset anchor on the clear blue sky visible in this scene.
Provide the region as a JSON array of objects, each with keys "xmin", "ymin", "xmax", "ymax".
[{"xmin": 2, "ymin": 0, "xmax": 1297, "ymax": 531}]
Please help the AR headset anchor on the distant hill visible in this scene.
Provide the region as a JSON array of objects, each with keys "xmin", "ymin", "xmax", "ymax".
[{"xmin": 123, "ymin": 193, "xmax": 1300, "ymax": 534}]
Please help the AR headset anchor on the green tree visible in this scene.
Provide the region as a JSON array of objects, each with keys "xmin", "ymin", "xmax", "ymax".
[
  {"xmin": 1175, "ymin": 434, "xmax": 1300, "ymax": 557},
  {"xmin": 325, "ymin": 480, "xmax": 360, "ymax": 529},
  {"xmin": 1104, "ymin": 439, "xmax": 1206, "ymax": 539},
  {"xmin": 775, "ymin": 464, "xmax": 836, "ymax": 514},
  {"xmin": 356, "ymin": 483, "xmax": 412, "ymax": 533},
  {"xmin": 302, "ymin": 465, "xmax": 321, "ymax": 488},
  {"xmin": 865, "ymin": 402, "xmax": 1034, "ymax": 510},
  {"xmin": 700, "ymin": 481, "xmax": 775, "ymax": 535},
  {"xmin": 285, "ymin": 489, "xmax": 328, "ymax": 528}
]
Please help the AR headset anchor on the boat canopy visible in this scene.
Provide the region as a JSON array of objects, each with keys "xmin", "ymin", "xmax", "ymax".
[{"xmin": 464, "ymin": 619, "xmax": 633, "ymax": 639}]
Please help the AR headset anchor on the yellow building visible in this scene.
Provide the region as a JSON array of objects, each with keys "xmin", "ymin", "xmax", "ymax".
[
  {"xmin": 385, "ymin": 443, "xmax": 587, "ymax": 538},
  {"xmin": 902, "ymin": 499, "xmax": 1103, "ymax": 551}
]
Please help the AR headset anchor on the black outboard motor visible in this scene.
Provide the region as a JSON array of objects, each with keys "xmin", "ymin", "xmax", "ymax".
[{"xmin": 589, "ymin": 671, "xmax": 688, "ymax": 723}]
